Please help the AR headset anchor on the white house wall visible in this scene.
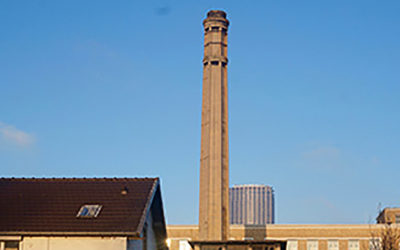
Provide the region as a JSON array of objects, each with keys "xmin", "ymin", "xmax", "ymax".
[{"xmin": 21, "ymin": 237, "xmax": 127, "ymax": 250}]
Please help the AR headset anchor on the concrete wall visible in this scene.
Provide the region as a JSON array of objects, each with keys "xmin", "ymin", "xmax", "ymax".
[{"xmin": 21, "ymin": 237, "xmax": 127, "ymax": 250}]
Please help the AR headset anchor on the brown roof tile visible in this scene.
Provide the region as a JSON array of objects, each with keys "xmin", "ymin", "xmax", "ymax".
[{"xmin": 0, "ymin": 178, "xmax": 159, "ymax": 236}]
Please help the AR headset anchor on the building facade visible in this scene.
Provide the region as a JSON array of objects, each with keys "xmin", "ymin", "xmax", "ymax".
[
  {"xmin": 230, "ymin": 185, "xmax": 275, "ymax": 225},
  {"xmin": 167, "ymin": 224, "xmax": 398, "ymax": 250}
]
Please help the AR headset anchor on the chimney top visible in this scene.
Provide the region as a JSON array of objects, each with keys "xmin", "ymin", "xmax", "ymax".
[{"xmin": 207, "ymin": 10, "xmax": 227, "ymax": 19}]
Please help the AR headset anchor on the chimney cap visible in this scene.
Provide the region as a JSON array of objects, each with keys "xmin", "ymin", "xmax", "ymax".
[{"xmin": 207, "ymin": 10, "xmax": 227, "ymax": 19}]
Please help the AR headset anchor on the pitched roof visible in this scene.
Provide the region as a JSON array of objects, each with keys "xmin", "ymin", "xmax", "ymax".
[{"xmin": 0, "ymin": 177, "xmax": 161, "ymax": 236}]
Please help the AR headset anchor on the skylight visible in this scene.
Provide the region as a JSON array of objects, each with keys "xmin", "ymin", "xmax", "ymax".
[{"xmin": 76, "ymin": 204, "xmax": 102, "ymax": 218}]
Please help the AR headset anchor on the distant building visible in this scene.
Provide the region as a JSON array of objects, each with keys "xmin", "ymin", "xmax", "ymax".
[
  {"xmin": 377, "ymin": 207, "xmax": 400, "ymax": 224},
  {"xmin": 229, "ymin": 184, "xmax": 275, "ymax": 225},
  {"xmin": 0, "ymin": 178, "xmax": 168, "ymax": 250}
]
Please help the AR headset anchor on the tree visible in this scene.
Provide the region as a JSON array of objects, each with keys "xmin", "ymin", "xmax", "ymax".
[{"xmin": 370, "ymin": 224, "xmax": 400, "ymax": 250}]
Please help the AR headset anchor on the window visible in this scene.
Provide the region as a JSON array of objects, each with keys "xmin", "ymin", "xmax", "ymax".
[
  {"xmin": 348, "ymin": 240, "xmax": 359, "ymax": 250},
  {"xmin": 76, "ymin": 204, "xmax": 102, "ymax": 218},
  {"xmin": 179, "ymin": 240, "xmax": 191, "ymax": 250},
  {"xmin": 395, "ymin": 215, "xmax": 400, "ymax": 224},
  {"xmin": 369, "ymin": 239, "xmax": 380, "ymax": 250},
  {"xmin": 328, "ymin": 240, "xmax": 338, "ymax": 250},
  {"xmin": 4, "ymin": 241, "xmax": 19, "ymax": 250},
  {"xmin": 287, "ymin": 240, "xmax": 298, "ymax": 250},
  {"xmin": 307, "ymin": 240, "xmax": 318, "ymax": 250},
  {"xmin": 243, "ymin": 237, "xmax": 254, "ymax": 241}
]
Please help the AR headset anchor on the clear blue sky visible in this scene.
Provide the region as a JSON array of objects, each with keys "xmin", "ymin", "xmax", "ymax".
[{"xmin": 1, "ymin": 0, "xmax": 399, "ymax": 225}]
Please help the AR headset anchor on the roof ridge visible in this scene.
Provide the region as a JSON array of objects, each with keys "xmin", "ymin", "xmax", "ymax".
[{"xmin": 0, "ymin": 177, "xmax": 159, "ymax": 182}]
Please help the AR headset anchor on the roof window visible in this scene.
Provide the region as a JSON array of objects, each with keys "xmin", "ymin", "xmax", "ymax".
[{"xmin": 77, "ymin": 204, "xmax": 102, "ymax": 218}]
